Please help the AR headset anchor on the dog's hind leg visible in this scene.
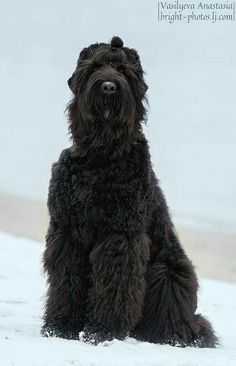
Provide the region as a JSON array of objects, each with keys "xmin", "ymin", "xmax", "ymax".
[
  {"xmin": 132, "ymin": 251, "xmax": 217, "ymax": 347},
  {"xmin": 132, "ymin": 176, "xmax": 218, "ymax": 347}
]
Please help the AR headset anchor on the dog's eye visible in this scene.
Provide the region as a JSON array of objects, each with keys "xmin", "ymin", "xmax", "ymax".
[
  {"xmin": 117, "ymin": 67, "xmax": 124, "ymax": 74},
  {"xmin": 93, "ymin": 63, "xmax": 101, "ymax": 71}
]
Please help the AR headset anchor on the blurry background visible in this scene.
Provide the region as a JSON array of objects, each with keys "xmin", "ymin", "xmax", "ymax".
[{"xmin": 0, "ymin": 0, "xmax": 235, "ymax": 281}]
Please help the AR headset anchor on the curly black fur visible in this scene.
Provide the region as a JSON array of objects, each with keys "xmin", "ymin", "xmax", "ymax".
[{"xmin": 41, "ymin": 36, "xmax": 218, "ymax": 347}]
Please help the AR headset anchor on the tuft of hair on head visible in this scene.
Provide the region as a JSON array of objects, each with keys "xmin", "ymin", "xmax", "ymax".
[{"xmin": 110, "ymin": 36, "xmax": 124, "ymax": 49}]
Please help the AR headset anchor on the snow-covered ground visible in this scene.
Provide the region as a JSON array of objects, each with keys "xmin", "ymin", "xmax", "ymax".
[{"xmin": 0, "ymin": 231, "xmax": 236, "ymax": 366}]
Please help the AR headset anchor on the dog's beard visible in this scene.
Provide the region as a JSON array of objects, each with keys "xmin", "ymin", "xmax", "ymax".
[
  {"xmin": 92, "ymin": 94, "xmax": 120, "ymax": 122},
  {"xmin": 81, "ymin": 81, "xmax": 127, "ymax": 123},
  {"xmin": 67, "ymin": 77, "xmax": 143, "ymax": 158},
  {"xmin": 103, "ymin": 97, "xmax": 115, "ymax": 120},
  {"xmin": 78, "ymin": 79, "xmax": 136, "ymax": 128},
  {"xmin": 104, "ymin": 108, "xmax": 109, "ymax": 119}
]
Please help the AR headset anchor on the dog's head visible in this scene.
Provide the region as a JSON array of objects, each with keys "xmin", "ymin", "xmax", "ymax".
[{"xmin": 67, "ymin": 36, "xmax": 148, "ymax": 155}]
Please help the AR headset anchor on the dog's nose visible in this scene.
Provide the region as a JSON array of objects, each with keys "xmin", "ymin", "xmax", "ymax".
[{"xmin": 101, "ymin": 81, "xmax": 116, "ymax": 95}]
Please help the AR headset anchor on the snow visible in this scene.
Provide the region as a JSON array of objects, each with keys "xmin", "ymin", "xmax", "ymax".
[{"xmin": 0, "ymin": 230, "xmax": 236, "ymax": 366}]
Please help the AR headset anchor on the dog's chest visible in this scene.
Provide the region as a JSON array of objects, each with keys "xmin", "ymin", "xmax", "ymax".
[{"xmin": 69, "ymin": 158, "xmax": 143, "ymax": 224}]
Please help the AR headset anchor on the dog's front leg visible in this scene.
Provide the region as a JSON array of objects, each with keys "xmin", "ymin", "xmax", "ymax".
[
  {"xmin": 82, "ymin": 231, "xmax": 150, "ymax": 344},
  {"xmin": 41, "ymin": 151, "xmax": 89, "ymax": 340},
  {"xmin": 41, "ymin": 219, "xmax": 89, "ymax": 339}
]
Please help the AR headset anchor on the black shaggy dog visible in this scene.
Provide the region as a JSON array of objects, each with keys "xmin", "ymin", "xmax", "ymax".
[{"xmin": 41, "ymin": 36, "xmax": 217, "ymax": 347}]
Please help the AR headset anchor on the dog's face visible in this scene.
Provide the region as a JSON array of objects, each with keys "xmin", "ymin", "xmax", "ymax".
[{"xmin": 67, "ymin": 37, "xmax": 148, "ymax": 155}]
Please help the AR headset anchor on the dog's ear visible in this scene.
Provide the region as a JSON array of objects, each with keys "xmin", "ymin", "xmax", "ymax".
[{"xmin": 67, "ymin": 72, "xmax": 76, "ymax": 93}]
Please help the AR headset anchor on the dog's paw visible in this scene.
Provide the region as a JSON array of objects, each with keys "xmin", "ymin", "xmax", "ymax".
[
  {"xmin": 165, "ymin": 334, "xmax": 189, "ymax": 348},
  {"xmin": 79, "ymin": 327, "xmax": 107, "ymax": 345},
  {"xmin": 41, "ymin": 323, "xmax": 80, "ymax": 340},
  {"xmin": 80, "ymin": 326, "xmax": 128, "ymax": 345},
  {"xmin": 41, "ymin": 324, "xmax": 62, "ymax": 338}
]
